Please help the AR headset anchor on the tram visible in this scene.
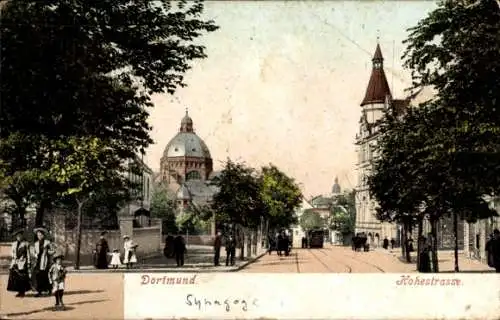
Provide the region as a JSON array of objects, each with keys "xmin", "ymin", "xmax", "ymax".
[{"xmin": 308, "ymin": 229, "xmax": 325, "ymax": 248}]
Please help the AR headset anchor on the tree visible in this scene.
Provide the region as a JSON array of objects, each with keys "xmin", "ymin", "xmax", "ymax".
[
  {"xmin": 150, "ymin": 184, "xmax": 178, "ymax": 234},
  {"xmin": 329, "ymin": 191, "xmax": 356, "ymax": 236},
  {"xmin": 299, "ymin": 209, "xmax": 325, "ymax": 232},
  {"xmin": 48, "ymin": 136, "xmax": 130, "ymax": 270},
  {"xmin": 259, "ymin": 164, "xmax": 303, "ymax": 231},
  {"xmin": 0, "ymin": 0, "xmax": 219, "ymax": 224},
  {"xmin": 210, "ymin": 159, "xmax": 263, "ymax": 259},
  {"xmin": 397, "ymin": 0, "xmax": 500, "ymax": 271}
]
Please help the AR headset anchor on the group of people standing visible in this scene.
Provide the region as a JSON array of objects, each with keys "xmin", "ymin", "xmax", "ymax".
[
  {"xmin": 7, "ymin": 227, "xmax": 67, "ymax": 310},
  {"xmin": 213, "ymin": 231, "xmax": 236, "ymax": 266},
  {"xmin": 93, "ymin": 231, "xmax": 138, "ymax": 269},
  {"xmin": 268, "ymin": 231, "xmax": 291, "ymax": 256},
  {"xmin": 163, "ymin": 234, "xmax": 187, "ymax": 267}
]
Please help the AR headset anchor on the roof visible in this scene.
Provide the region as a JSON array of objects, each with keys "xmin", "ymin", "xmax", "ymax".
[
  {"xmin": 361, "ymin": 44, "xmax": 392, "ymax": 106},
  {"xmin": 164, "ymin": 132, "xmax": 212, "ymax": 159},
  {"xmin": 176, "ymin": 184, "xmax": 191, "ymax": 200},
  {"xmin": 163, "ymin": 112, "xmax": 212, "ymax": 159},
  {"xmin": 184, "ymin": 180, "xmax": 218, "ymax": 206}
]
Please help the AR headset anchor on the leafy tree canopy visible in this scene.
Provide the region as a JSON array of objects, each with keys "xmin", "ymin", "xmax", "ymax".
[
  {"xmin": 260, "ymin": 164, "xmax": 302, "ymax": 229},
  {"xmin": 299, "ymin": 209, "xmax": 325, "ymax": 232}
]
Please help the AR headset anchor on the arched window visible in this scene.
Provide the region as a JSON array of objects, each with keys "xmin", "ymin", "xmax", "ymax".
[{"xmin": 186, "ymin": 170, "xmax": 201, "ymax": 181}]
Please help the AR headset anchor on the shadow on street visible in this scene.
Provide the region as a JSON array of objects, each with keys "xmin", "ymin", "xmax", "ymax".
[{"xmin": 5, "ymin": 299, "xmax": 108, "ymax": 317}]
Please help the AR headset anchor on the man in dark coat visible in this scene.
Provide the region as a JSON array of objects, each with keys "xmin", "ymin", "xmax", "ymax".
[
  {"xmin": 164, "ymin": 234, "xmax": 175, "ymax": 259},
  {"xmin": 418, "ymin": 237, "xmax": 431, "ymax": 273},
  {"xmin": 173, "ymin": 235, "xmax": 186, "ymax": 267},
  {"xmin": 390, "ymin": 238, "xmax": 396, "ymax": 249},
  {"xmin": 491, "ymin": 229, "xmax": 500, "ymax": 273},
  {"xmin": 276, "ymin": 233, "xmax": 283, "ymax": 256},
  {"xmin": 383, "ymin": 238, "xmax": 389, "ymax": 250},
  {"xmin": 95, "ymin": 231, "xmax": 109, "ymax": 269},
  {"xmin": 283, "ymin": 232, "xmax": 290, "ymax": 256},
  {"xmin": 213, "ymin": 231, "xmax": 222, "ymax": 266},
  {"xmin": 225, "ymin": 235, "xmax": 236, "ymax": 266}
]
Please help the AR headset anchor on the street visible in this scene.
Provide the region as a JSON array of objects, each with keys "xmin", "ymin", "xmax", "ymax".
[
  {"xmin": 242, "ymin": 245, "xmax": 494, "ymax": 273},
  {"xmin": 1, "ymin": 244, "xmax": 493, "ymax": 319}
]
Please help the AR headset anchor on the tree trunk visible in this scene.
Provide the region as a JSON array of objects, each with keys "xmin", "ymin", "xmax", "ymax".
[
  {"xmin": 401, "ymin": 223, "xmax": 406, "ymax": 259},
  {"xmin": 75, "ymin": 199, "xmax": 84, "ymax": 270},
  {"xmin": 416, "ymin": 217, "xmax": 423, "ymax": 270},
  {"xmin": 238, "ymin": 225, "xmax": 245, "ymax": 260},
  {"xmin": 453, "ymin": 212, "xmax": 459, "ymax": 272},
  {"xmin": 430, "ymin": 217, "xmax": 439, "ymax": 273},
  {"xmin": 404, "ymin": 220, "xmax": 411, "ymax": 263},
  {"xmin": 35, "ymin": 200, "xmax": 47, "ymax": 227}
]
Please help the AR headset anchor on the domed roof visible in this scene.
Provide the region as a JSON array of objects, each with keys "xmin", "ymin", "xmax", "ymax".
[
  {"xmin": 164, "ymin": 132, "xmax": 212, "ymax": 158},
  {"xmin": 332, "ymin": 176, "xmax": 341, "ymax": 194},
  {"xmin": 163, "ymin": 109, "xmax": 212, "ymax": 159}
]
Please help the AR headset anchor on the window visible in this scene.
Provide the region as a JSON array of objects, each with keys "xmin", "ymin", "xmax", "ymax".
[{"xmin": 186, "ymin": 170, "xmax": 201, "ymax": 181}]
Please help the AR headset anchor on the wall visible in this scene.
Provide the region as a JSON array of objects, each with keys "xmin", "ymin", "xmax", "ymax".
[
  {"xmin": 133, "ymin": 227, "xmax": 162, "ymax": 257},
  {"xmin": 62, "ymin": 230, "xmax": 122, "ymax": 266},
  {"xmin": 168, "ymin": 234, "xmax": 215, "ymax": 246}
]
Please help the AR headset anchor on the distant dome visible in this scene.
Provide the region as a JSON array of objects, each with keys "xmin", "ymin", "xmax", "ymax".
[
  {"xmin": 164, "ymin": 133, "xmax": 212, "ymax": 158},
  {"xmin": 332, "ymin": 176, "xmax": 341, "ymax": 195},
  {"xmin": 163, "ymin": 109, "xmax": 212, "ymax": 159},
  {"xmin": 176, "ymin": 184, "xmax": 191, "ymax": 200}
]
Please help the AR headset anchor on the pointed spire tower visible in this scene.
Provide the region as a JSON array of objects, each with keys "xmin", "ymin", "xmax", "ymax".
[{"xmin": 360, "ymin": 42, "xmax": 392, "ymax": 107}]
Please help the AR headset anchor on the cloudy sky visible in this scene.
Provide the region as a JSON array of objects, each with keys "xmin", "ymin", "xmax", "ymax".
[{"xmin": 145, "ymin": 1, "xmax": 437, "ymax": 199}]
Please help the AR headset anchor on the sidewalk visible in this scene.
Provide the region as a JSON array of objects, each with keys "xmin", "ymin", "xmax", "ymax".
[
  {"xmin": 375, "ymin": 247, "xmax": 495, "ymax": 272},
  {"xmin": 0, "ymin": 245, "xmax": 267, "ymax": 274}
]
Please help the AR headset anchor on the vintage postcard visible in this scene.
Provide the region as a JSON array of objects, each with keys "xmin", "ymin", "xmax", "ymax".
[{"xmin": 1, "ymin": 0, "xmax": 499, "ymax": 319}]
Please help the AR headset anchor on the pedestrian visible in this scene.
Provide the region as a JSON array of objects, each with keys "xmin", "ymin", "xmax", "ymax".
[
  {"xmin": 225, "ymin": 235, "xmax": 236, "ymax": 266},
  {"xmin": 485, "ymin": 233, "xmax": 494, "ymax": 268},
  {"xmin": 94, "ymin": 231, "xmax": 109, "ymax": 269},
  {"xmin": 32, "ymin": 227, "xmax": 54, "ymax": 297},
  {"xmin": 390, "ymin": 238, "xmax": 395, "ymax": 249},
  {"xmin": 213, "ymin": 231, "xmax": 222, "ymax": 266},
  {"xmin": 418, "ymin": 237, "xmax": 431, "ymax": 273},
  {"xmin": 276, "ymin": 233, "xmax": 283, "ymax": 256},
  {"xmin": 383, "ymin": 237, "xmax": 389, "ymax": 250},
  {"xmin": 7, "ymin": 229, "xmax": 31, "ymax": 298},
  {"xmin": 491, "ymin": 229, "xmax": 500, "ymax": 273},
  {"xmin": 301, "ymin": 236, "xmax": 306, "ymax": 249},
  {"xmin": 267, "ymin": 235, "xmax": 275, "ymax": 255},
  {"xmin": 284, "ymin": 232, "xmax": 290, "ymax": 256},
  {"xmin": 109, "ymin": 249, "xmax": 122, "ymax": 269},
  {"xmin": 123, "ymin": 235, "xmax": 138, "ymax": 269},
  {"xmin": 173, "ymin": 235, "xmax": 186, "ymax": 267},
  {"xmin": 164, "ymin": 234, "xmax": 174, "ymax": 259},
  {"xmin": 48, "ymin": 252, "xmax": 67, "ymax": 310}
]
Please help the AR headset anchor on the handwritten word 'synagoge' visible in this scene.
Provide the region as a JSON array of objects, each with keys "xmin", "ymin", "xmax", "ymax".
[
  {"xmin": 186, "ymin": 294, "xmax": 258, "ymax": 312},
  {"xmin": 396, "ymin": 275, "xmax": 462, "ymax": 286},
  {"xmin": 141, "ymin": 275, "xmax": 197, "ymax": 285}
]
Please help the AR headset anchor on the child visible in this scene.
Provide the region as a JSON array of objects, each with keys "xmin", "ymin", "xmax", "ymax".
[
  {"xmin": 48, "ymin": 253, "xmax": 66, "ymax": 310},
  {"xmin": 109, "ymin": 249, "xmax": 122, "ymax": 269}
]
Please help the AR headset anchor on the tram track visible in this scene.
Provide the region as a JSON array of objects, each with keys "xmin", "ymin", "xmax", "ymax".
[
  {"xmin": 322, "ymin": 247, "xmax": 386, "ymax": 273},
  {"xmin": 307, "ymin": 248, "xmax": 352, "ymax": 273}
]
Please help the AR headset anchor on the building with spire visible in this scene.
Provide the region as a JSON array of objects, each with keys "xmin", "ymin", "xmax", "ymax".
[
  {"xmin": 158, "ymin": 110, "xmax": 219, "ymax": 230},
  {"xmin": 354, "ymin": 42, "xmax": 416, "ymax": 246},
  {"xmin": 354, "ymin": 41, "xmax": 467, "ymax": 249}
]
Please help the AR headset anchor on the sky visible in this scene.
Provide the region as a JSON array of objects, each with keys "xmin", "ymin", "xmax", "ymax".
[{"xmin": 145, "ymin": 1, "xmax": 438, "ymax": 199}]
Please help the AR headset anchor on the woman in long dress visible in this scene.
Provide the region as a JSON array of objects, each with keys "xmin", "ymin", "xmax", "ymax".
[
  {"xmin": 7, "ymin": 229, "xmax": 32, "ymax": 297},
  {"xmin": 31, "ymin": 227, "xmax": 55, "ymax": 297},
  {"xmin": 94, "ymin": 231, "xmax": 109, "ymax": 269},
  {"xmin": 123, "ymin": 235, "xmax": 138, "ymax": 269}
]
